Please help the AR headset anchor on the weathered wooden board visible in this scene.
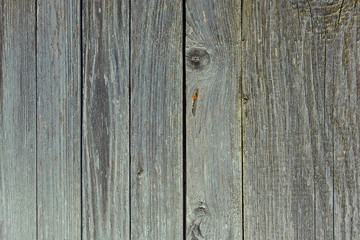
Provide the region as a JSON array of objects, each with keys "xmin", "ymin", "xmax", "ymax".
[
  {"xmin": 0, "ymin": 1, "xmax": 37, "ymax": 239},
  {"xmin": 1, "ymin": 0, "xmax": 360, "ymax": 238},
  {"xmin": 36, "ymin": 0, "xmax": 81, "ymax": 239},
  {"xmin": 82, "ymin": 0, "xmax": 130, "ymax": 239},
  {"xmin": 130, "ymin": 1, "xmax": 183, "ymax": 239},
  {"xmin": 328, "ymin": 2, "xmax": 360, "ymax": 239},
  {"xmin": 185, "ymin": 0, "xmax": 243, "ymax": 239},
  {"xmin": 242, "ymin": 0, "xmax": 333, "ymax": 238}
]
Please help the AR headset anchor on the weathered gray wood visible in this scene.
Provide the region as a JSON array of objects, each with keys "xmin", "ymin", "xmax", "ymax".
[
  {"xmin": 242, "ymin": 0, "xmax": 333, "ymax": 238},
  {"xmin": 130, "ymin": 1, "xmax": 183, "ymax": 239},
  {"xmin": 36, "ymin": 0, "xmax": 81, "ymax": 239},
  {"xmin": 328, "ymin": 2, "xmax": 360, "ymax": 239},
  {"xmin": 0, "ymin": 1, "xmax": 37, "ymax": 239},
  {"xmin": 1, "ymin": 1, "xmax": 359, "ymax": 238},
  {"xmin": 82, "ymin": 0, "xmax": 130, "ymax": 239},
  {"xmin": 185, "ymin": 1, "xmax": 243, "ymax": 239}
]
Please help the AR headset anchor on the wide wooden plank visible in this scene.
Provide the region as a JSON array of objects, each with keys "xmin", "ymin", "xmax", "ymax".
[
  {"xmin": 130, "ymin": 1, "xmax": 183, "ymax": 239},
  {"xmin": 0, "ymin": 1, "xmax": 37, "ymax": 239},
  {"xmin": 185, "ymin": 0, "xmax": 243, "ymax": 239},
  {"xmin": 36, "ymin": 0, "xmax": 81, "ymax": 239},
  {"xmin": 82, "ymin": 0, "xmax": 130, "ymax": 239},
  {"xmin": 242, "ymin": 0, "xmax": 333, "ymax": 238},
  {"xmin": 328, "ymin": 2, "xmax": 360, "ymax": 239}
]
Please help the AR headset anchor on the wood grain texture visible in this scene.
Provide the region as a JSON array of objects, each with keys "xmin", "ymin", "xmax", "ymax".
[
  {"xmin": 1, "ymin": 0, "xmax": 359, "ymax": 238},
  {"xmin": 242, "ymin": 0, "xmax": 333, "ymax": 238},
  {"xmin": 82, "ymin": 0, "xmax": 130, "ymax": 239},
  {"xmin": 327, "ymin": 2, "xmax": 360, "ymax": 239},
  {"xmin": 185, "ymin": 0, "xmax": 243, "ymax": 239},
  {"xmin": 36, "ymin": 0, "xmax": 81, "ymax": 239},
  {"xmin": 0, "ymin": 1, "xmax": 37, "ymax": 239},
  {"xmin": 130, "ymin": 0, "xmax": 183, "ymax": 239}
]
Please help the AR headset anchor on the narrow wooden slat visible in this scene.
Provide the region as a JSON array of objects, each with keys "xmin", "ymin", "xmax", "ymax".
[
  {"xmin": 130, "ymin": 1, "xmax": 183, "ymax": 238},
  {"xmin": 0, "ymin": 1, "xmax": 36, "ymax": 239},
  {"xmin": 37, "ymin": 0, "xmax": 81, "ymax": 239},
  {"xmin": 329, "ymin": 3, "xmax": 360, "ymax": 239},
  {"xmin": 82, "ymin": 0, "xmax": 130, "ymax": 239},
  {"xmin": 242, "ymin": 0, "xmax": 333, "ymax": 238},
  {"xmin": 185, "ymin": 0, "xmax": 243, "ymax": 239}
]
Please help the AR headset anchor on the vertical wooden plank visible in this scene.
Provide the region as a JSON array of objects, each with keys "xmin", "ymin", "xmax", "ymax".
[
  {"xmin": 242, "ymin": 0, "xmax": 333, "ymax": 238},
  {"xmin": 185, "ymin": 0, "xmax": 243, "ymax": 239},
  {"xmin": 0, "ymin": 1, "xmax": 36, "ymax": 239},
  {"xmin": 37, "ymin": 0, "xmax": 81, "ymax": 239},
  {"xmin": 130, "ymin": 0, "xmax": 183, "ymax": 239},
  {"xmin": 82, "ymin": 0, "xmax": 130, "ymax": 239},
  {"xmin": 330, "ymin": 2, "xmax": 360, "ymax": 239}
]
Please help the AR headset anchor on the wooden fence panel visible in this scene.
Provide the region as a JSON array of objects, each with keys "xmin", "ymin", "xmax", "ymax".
[
  {"xmin": 130, "ymin": 1, "xmax": 184, "ymax": 239},
  {"xmin": 37, "ymin": 0, "xmax": 81, "ymax": 239},
  {"xmin": 185, "ymin": 0, "xmax": 243, "ymax": 239},
  {"xmin": 0, "ymin": 1, "xmax": 359, "ymax": 239},
  {"xmin": 82, "ymin": 0, "xmax": 130, "ymax": 239},
  {"xmin": 242, "ymin": 0, "xmax": 333, "ymax": 238},
  {"xmin": 0, "ymin": 1, "xmax": 37, "ymax": 239},
  {"xmin": 329, "ymin": 2, "xmax": 360, "ymax": 239}
]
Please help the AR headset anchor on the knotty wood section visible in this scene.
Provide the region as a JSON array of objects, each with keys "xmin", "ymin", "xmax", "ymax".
[
  {"xmin": 82, "ymin": 0, "xmax": 130, "ymax": 239},
  {"xmin": 0, "ymin": 1, "xmax": 37, "ymax": 239},
  {"xmin": 185, "ymin": 0, "xmax": 243, "ymax": 239},
  {"xmin": 130, "ymin": 1, "xmax": 183, "ymax": 239},
  {"xmin": 37, "ymin": 0, "xmax": 81, "ymax": 239}
]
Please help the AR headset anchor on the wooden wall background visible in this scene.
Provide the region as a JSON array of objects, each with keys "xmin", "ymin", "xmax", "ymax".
[{"xmin": 1, "ymin": 0, "xmax": 359, "ymax": 239}]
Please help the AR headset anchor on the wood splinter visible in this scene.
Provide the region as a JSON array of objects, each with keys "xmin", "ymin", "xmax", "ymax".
[{"xmin": 192, "ymin": 89, "xmax": 199, "ymax": 116}]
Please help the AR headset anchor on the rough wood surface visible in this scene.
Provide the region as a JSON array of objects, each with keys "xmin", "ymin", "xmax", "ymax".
[
  {"xmin": 242, "ymin": 0, "xmax": 359, "ymax": 239},
  {"xmin": 36, "ymin": 0, "xmax": 81, "ymax": 239},
  {"xmin": 185, "ymin": 0, "xmax": 243, "ymax": 239},
  {"xmin": 328, "ymin": 2, "xmax": 360, "ymax": 239},
  {"xmin": 0, "ymin": 1, "xmax": 37, "ymax": 239},
  {"xmin": 82, "ymin": 0, "xmax": 130, "ymax": 239},
  {"xmin": 242, "ymin": 0, "xmax": 319, "ymax": 239},
  {"xmin": 1, "ymin": 0, "xmax": 360, "ymax": 239},
  {"xmin": 130, "ymin": 1, "xmax": 183, "ymax": 239}
]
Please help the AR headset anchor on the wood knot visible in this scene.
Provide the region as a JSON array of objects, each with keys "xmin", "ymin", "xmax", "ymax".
[
  {"xmin": 136, "ymin": 163, "xmax": 144, "ymax": 178},
  {"xmin": 186, "ymin": 48, "xmax": 210, "ymax": 71},
  {"xmin": 194, "ymin": 201, "xmax": 208, "ymax": 217},
  {"xmin": 137, "ymin": 167, "xmax": 143, "ymax": 176},
  {"xmin": 242, "ymin": 95, "xmax": 249, "ymax": 102},
  {"xmin": 290, "ymin": 0, "xmax": 306, "ymax": 9},
  {"xmin": 188, "ymin": 201, "xmax": 210, "ymax": 239}
]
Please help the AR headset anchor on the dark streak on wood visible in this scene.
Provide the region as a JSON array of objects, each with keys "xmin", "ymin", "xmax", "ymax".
[{"xmin": 87, "ymin": 50, "xmax": 111, "ymax": 213}]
